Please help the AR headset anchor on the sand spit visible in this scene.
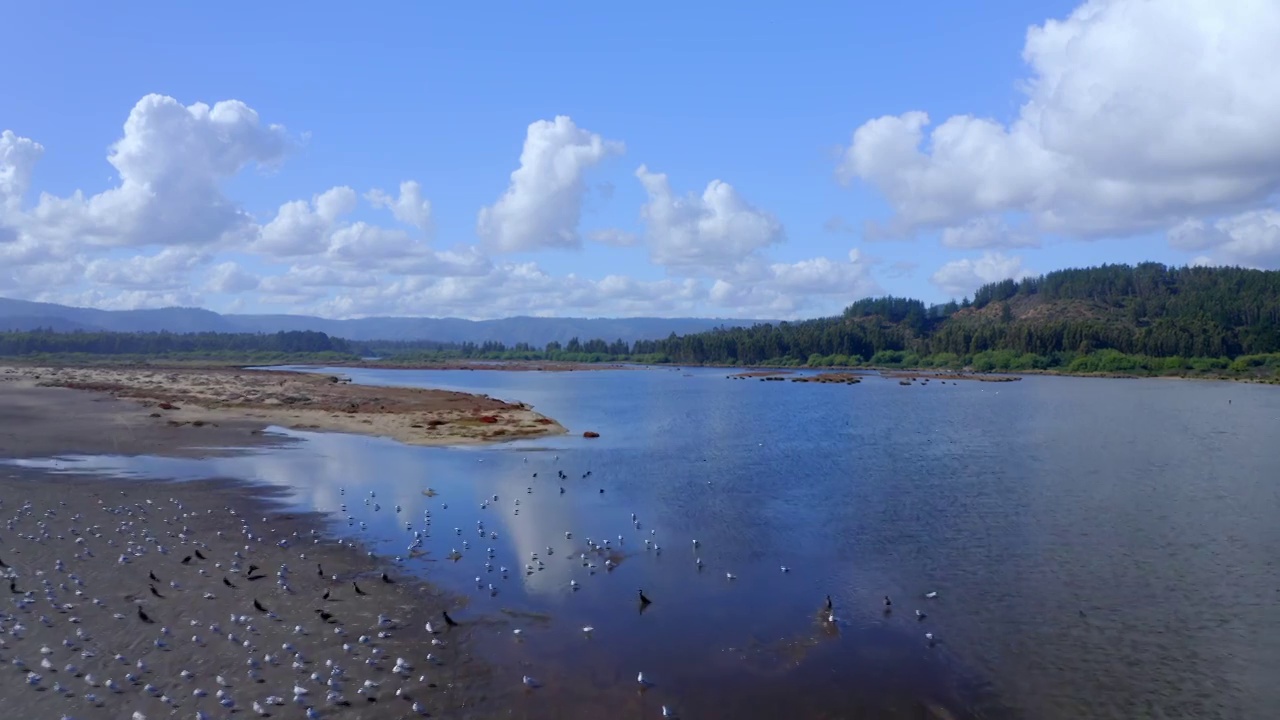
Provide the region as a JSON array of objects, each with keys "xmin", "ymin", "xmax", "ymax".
[{"xmin": 2, "ymin": 365, "xmax": 567, "ymax": 448}]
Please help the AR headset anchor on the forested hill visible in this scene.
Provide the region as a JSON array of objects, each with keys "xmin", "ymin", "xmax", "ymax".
[
  {"xmin": 638, "ymin": 263, "xmax": 1280, "ymax": 369},
  {"xmin": 4, "ymin": 264, "xmax": 1279, "ymax": 376}
]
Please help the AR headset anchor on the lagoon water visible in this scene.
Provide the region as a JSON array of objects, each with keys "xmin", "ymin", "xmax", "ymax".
[{"xmin": 15, "ymin": 367, "xmax": 1280, "ymax": 719}]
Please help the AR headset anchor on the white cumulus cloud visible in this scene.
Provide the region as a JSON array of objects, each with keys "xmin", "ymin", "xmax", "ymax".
[
  {"xmin": 23, "ymin": 94, "xmax": 291, "ymax": 251},
  {"xmin": 204, "ymin": 262, "xmax": 260, "ymax": 294},
  {"xmin": 477, "ymin": 116, "xmax": 624, "ymax": 253},
  {"xmin": 635, "ymin": 165, "xmax": 785, "ymax": 273},
  {"xmin": 709, "ymin": 249, "xmax": 880, "ymax": 315},
  {"xmin": 366, "ymin": 180, "xmax": 433, "ymax": 232},
  {"xmin": 254, "ymin": 186, "xmax": 357, "ymax": 257},
  {"xmin": 1168, "ymin": 210, "xmax": 1280, "ymax": 268},
  {"xmin": 84, "ymin": 246, "xmax": 209, "ymax": 290},
  {"xmin": 930, "ymin": 252, "xmax": 1034, "ymax": 299},
  {"xmin": 940, "ymin": 216, "xmax": 1039, "ymax": 249},
  {"xmin": 838, "ymin": 0, "xmax": 1280, "ymax": 244},
  {"xmin": 1, "ymin": 129, "xmax": 43, "ymax": 216}
]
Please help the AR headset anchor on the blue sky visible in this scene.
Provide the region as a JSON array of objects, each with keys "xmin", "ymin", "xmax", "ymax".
[{"xmin": 2, "ymin": 1, "xmax": 1277, "ymax": 319}]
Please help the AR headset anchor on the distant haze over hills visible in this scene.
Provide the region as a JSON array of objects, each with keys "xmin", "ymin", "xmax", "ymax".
[{"xmin": 0, "ymin": 297, "xmax": 770, "ymax": 346}]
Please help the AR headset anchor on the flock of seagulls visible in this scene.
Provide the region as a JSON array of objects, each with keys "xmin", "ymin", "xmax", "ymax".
[
  {"xmin": 338, "ymin": 453, "xmax": 947, "ymax": 718},
  {"xmin": 0, "ymin": 485, "xmax": 471, "ymax": 719},
  {"xmin": 1, "ymin": 448, "xmax": 949, "ymax": 720}
]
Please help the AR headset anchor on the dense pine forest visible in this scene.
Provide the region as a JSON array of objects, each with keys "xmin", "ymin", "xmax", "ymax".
[
  {"xmin": 4, "ymin": 264, "xmax": 1280, "ymax": 378},
  {"xmin": 376, "ymin": 263, "xmax": 1280, "ymax": 377},
  {"xmin": 0, "ymin": 329, "xmax": 359, "ymax": 362}
]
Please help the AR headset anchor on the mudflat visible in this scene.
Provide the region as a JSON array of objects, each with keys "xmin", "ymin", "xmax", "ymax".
[{"xmin": 0, "ymin": 372, "xmax": 507, "ymax": 719}]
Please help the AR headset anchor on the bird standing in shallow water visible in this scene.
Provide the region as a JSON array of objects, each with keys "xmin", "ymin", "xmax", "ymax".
[{"xmin": 638, "ymin": 589, "xmax": 652, "ymax": 606}]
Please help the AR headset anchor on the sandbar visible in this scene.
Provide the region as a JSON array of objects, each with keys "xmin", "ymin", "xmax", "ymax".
[{"xmin": 2, "ymin": 364, "xmax": 568, "ymax": 449}]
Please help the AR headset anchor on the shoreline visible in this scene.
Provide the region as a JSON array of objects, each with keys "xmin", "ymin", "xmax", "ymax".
[
  {"xmin": 0, "ymin": 380, "xmax": 499, "ymax": 719},
  {"xmin": 10, "ymin": 354, "xmax": 1274, "ymax": 384},
  {"xmin": 330, "ymin": 359, "xmax": 631, "ymax": 373},
  {"xmin": 724, "ymin": 369, "xmax": 1021, "ymax": 383},
  {"xmin": 319, "ymin": 358, "xmax": 1276, "ymax": 385},
  {"xmin": 2, "ymin": 364, "xmax": 569, "ymax": 449}
]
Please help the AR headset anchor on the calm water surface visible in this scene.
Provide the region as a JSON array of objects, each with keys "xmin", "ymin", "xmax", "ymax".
[{"xmin": 14, "ymin": 367, "xmax": 1280, "ymax": 719}]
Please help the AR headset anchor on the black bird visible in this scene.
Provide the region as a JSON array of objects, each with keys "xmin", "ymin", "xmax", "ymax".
[
  {"xmin": 315, "ymin": 609, "xmax": 335, "ymax": 622},
  {"xmin": 194, "ymin": 549, "xmax": 206, "ymax": 560},
  {"xmin": 442, "ymin": 611, "xmax": 458, "ymax": 627},
  {"xmin": 149, "ymin": 571, "xmax": 159, "ymax": 582},
  {"xmin": 381, "ymin": 572, "xmax": 394, "ymax": 584},
  {"xmin": 137, "ymin": 606, "xmax": 155, "ymax": 623},
  {"xmin": 223, "ymin": 577, "xmax": 237, "ymax": 589},
  {"xmin": 317, "ymin": 563, "xmax": 324, "ymax": 578},
  {"xmin": 322, "ymin": 589, "xmax": 331, "ymax": 601},
  {"xmin": 825, "ymin": 595, "xmax": 833, "ymax": 611},
  {"xmin": 638, "ymin": 589, "xmax": 652, "ymax": 606},
  {"xmin": 559, "ymin": 487, "xmax": 565, "ymax": 494},
  {"xmin": 149, "ymin": 585, "xmax": 164, "ymax": 599},
  {"xmin": 352, "ymin": 581, "xmax": 367, "ymax": 596},
  {"xmin": 253, "ymin": 598, "xmax": 267, "ymax": 613},
  {"xmin": 884, "ymin": 595, "xmax": 893, "ymax": 610},
  {"xmin": 180, "ymin": 556, "xmax": 192, "ymax": 565},
  {"xmin": 248, "ymin": 564, "xmax": 259, "ymax": 575},
  {"xmin": 9, "ymin": 579, "xmax": 21, "ymax": 594}
]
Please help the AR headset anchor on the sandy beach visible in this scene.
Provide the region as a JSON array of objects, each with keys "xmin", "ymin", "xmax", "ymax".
[
  {"xmin": 0, "ymin": 370, "xmax": 536, "ymax": 719},
  {"xmin": 2, "ymin": 365, "xmax": 567, "ymax": 449}
]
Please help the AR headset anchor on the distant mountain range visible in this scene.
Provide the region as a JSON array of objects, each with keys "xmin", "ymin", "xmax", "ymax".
[{"xmin": 0, "ymin": 297, "xmax": 769, "ymax": 346}]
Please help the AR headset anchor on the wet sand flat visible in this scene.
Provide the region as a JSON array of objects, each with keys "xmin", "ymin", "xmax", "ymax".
[{"xmin": 0, "ymin": 375, "xmax": 502, "ymax": 719}]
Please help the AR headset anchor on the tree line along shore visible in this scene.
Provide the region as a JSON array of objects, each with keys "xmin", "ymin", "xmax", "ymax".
[{"xmin": 2, "ymin": 263, "xmax": 1279, "ymax": 383}]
